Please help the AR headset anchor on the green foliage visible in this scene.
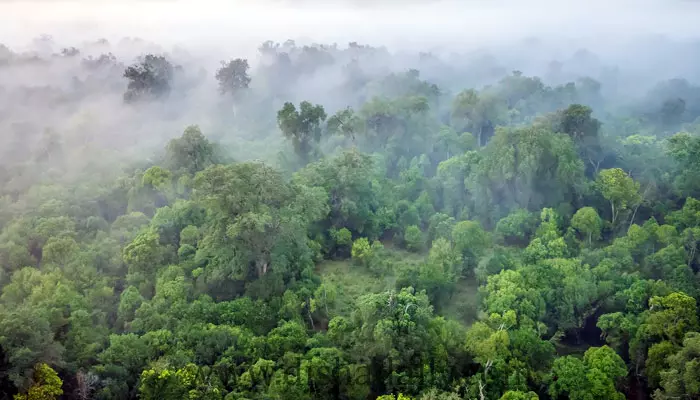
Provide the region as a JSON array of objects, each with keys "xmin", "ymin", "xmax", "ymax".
[
  {"xmin": 294, "ymin": 149, "xmax": 387, "ymax": 238},
  {"xmin": 416, "ymin": 238, "xmax": 461, "ymax": 305},
  {"xmin": 330, "ymin": 227, "xmax": 353, "ymax": 257},
  {"xmin": 474, "ymin": 125, "xmax": 585, "ymax": 223},
  {"xmin": 351, "ymin": 237, "xmax": 385, "ymax": 270},
  {"xmin": 277, "ymin": 101, "xmax": 327, "ymax": 162},
  {"xmin": 495, "ymin": 209, "xmax": 537, "ymax": 245},
  {"xmin": 404, "ymin": 225, "xmax": 424, "ymax": 252},
  {"xmin": 165, "ymin": 125, "xmax": 220, "ymax": 175},
  {"xmin": 667, "ymin": 132, "xmax": 700, "ymax": 197},
  {"xmin": 123, "ymin": 54, "xmax": 174, "ymax": 102},
  {"xmin": 571, "ymin": 206, "xmax": 603, "ymax": 245},
  {"xmin": 596, "ymin": 168, "xmax": 641, "ymax": 224},
  {"xmin": 377, "ymin": 394, "xmax": 414, "ymax": 400},
  {"xmin": 549, "ymin": 346, "xmax": 626, "ymax": 400},
  {"xmin": 13, "ymin": 363, "xmax": 63, "ymax": 400},
  {"xmin": 216, "ymin": 58, "xmax": 251, "ymax": 96},
  {"xmin": 452, "ymin": 219, "xmax": 491, "ymax": 275},
  {"xmin": 654, "ymin": 332, "xmax": 700, "ymax": 399},
  {"xmin": 5, "ymin": 42, "xmax": 700, "ymax": 400},
  {"xmin": 499, "ymin": 391, "xmax": 539, "ymax": 400},
  {"xmin": 644, "ymin": 292, "xmax": 698, "ymax": 345}
]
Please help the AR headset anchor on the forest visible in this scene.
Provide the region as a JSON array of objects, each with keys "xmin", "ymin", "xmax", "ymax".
[{"xmin": 2, "ymin": 18, "xmax": 700, "ymax": 400}]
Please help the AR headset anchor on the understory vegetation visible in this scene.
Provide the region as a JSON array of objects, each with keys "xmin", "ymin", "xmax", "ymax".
[{"xmin": 2, "ymin": 34, "xmax": 700, "ymax": 400}]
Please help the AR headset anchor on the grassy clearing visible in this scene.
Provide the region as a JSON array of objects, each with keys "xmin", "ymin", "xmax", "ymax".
[
  {"xmin": 441, "ymin": 277, "xmax": 480, "ymax": 326},
  {"xmin": 317, "ymin": 259, "xmax": 393, "ymax": 316},
  {"xmin": 317, "ymin": 244, "xmax": 482, "ymax": 327}
]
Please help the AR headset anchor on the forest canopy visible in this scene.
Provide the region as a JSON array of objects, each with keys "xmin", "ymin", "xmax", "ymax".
[{"xmin": 2, "ymin": 18, "xmax": 700, "ymax": 400}]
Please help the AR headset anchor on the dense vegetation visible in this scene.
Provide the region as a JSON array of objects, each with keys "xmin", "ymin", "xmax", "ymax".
[{"xmin": 2, "ymin": 35, "xmax": 700, "ymax": 400}]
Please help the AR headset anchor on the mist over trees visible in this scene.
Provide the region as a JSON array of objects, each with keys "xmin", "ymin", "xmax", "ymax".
[{"xmin": 3, "ymin": 5, "xmax": 700, "ymax": 399}]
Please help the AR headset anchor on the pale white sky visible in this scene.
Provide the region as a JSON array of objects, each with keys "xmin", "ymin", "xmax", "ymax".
[{"xmin": 2, "ymin": 0, "xmax": 698, "ymax": 54}]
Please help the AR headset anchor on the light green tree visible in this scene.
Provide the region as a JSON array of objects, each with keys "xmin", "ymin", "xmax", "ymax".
[
  {"xmin": 404, "ymin": 225, "xmax": 424, "ymax": 252},
  {"xmin": 277, "ymin": 101, "xmax": 327, "ymax": 163},
  {"xmin": 596, "ymin": 168, "xmax": 641, "ymax": 225},
  {"xmin": 14, "ymin": 363, "xmax": 63, "ymax": 400},
  {"xmin": 499, "ymin": 391, "xmax": 539, "ymax": 400},
  {"xmin": 549, "ymin": 346, "xmax": 626, "ymax": 400},
  {"xmin": 571, "ymin": 206, "xmax": 603, "ymax": 245}
]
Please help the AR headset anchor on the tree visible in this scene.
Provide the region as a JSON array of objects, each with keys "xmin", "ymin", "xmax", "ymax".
[
  {"xmin": 194, "ymin": 162, "xmax": 327, "ymax": 286},
  {"xmin": 667, "ymin": 133, "xmax": 700, "ymax": 197},
  {"xmin": 571, "ymin": 206, "xmax": 603, "ymax": 245},
  {"xmin": 164, "ymin": 126, "xmax": 219, "ymax": 175},
  {"xmin": 549, "ymin": 346, "xmax": 626, "ymax": 400},
  {"xmin": 123, "ymin": 54, "xmax": 174, "ymax": 102},
  {"xmin": 138, "ymin": 368, "xmax": 187, "ymax": 400},
  {"xmin": 659, "ymin": 97, "xmax": 686, "ymax": 127},
  {"xmin": 215, "ymin": 58, "xmax": 251, "ymax": 96},
  {"xmin": 377, "ymin": 395, "xmax": 414, "ymax": 400},
  {"xmin": 74, "ymin": 371, "xmax": 99, "ymax": 400},
  {"xmin": 352, "ymin": 237, "xmax": 384, "ymax": 273},
  {"xmin": 474, "ymin": 126, "xmax": 584, "ymax": 221},
  {"xmin": 349, "ymin": 288, "xmax": 434, "ymax": 395},
  {"xmin": 293, "ymin": 149, "xmax": 388, "ymax": 238},
  {"xmin": 583, "ymin": 346, "xmax": 628, "ymax": 399},
  {"xmin": 404, "ymin": 225, "xmax": 424, "ymax": 252},
  {"xmin": 428, "ymin": 213, "xmax": 456, "ymax": 242},
  {"xmin": 327, "ymin": 107, "xmax": 363, "ymax": 141},
  {"xmin": 95, "ymin": 334, "xmax": 150, "ymax": 399},
  {"xmin": 643, "ymin": 292, "xmax": 698, "ymax": 345},
  {"xmin": 499, "ymin": 391, "xmax": 539, "ymax": 400},
  {"xmin": 351, "ymin": 237, "xmax": 372, "ymax": 267},
  {"xmin": 495, "ymin": 209, "xmax": 537, "ymax": 246},
  {"xmin": 0, "ymin": 287, "xmax": 66, "ymax": 389},
  {"xmin": 452, "ymin": 220, "xmax": 491, "ymax": 273},
  {"xmin": 13, "ymin": 363, "xmax": 63, "ymax": 400},
  {"xmin": 139, "ymin": 364, "xmax": 223, "ymax": 400},
  {"xmin": 277, "ymin": 101, "xmax": 327, "ymax": 163},
  {"xmin": 555, "ymin": 104, "xmax": 602, "ymax": 174},
  {"xmin": 451, "ymin": 89, "xmax": 506, "ymax": 147},
  {"xmin": 483, "ymin": 269, "xmax": 546, "ymax": 324},
  {"xmin": 596, "ymin": 168, "xmax": 641, "ymax": 225},
  {"xmin": 330, "ymin": 227, "xmax": 353, "ymax": 258},
  {"xmin": 417, "ymin": 238, "xmax": 461, "ymax": 305},
  {"xmin": 462, "ymin": 310, "xmax": 553, "ymax": 400},
  {"xmin": 436, "ymin": 152, "xmax": 480, "ymax": 219},
  {"xmin": 122, "ymin": 228, "xmax": 165, "ymax": 295},
  {"xmin": 41, "ymin": 236, "xmax": 79, "ymax": 266},
  {"xmin": 557, "ymin": 104, "xmax": 600, "ymax": 140},
  {"xmin": 654, "ymin": 332, "xmax": 700, "ymax": 399}
]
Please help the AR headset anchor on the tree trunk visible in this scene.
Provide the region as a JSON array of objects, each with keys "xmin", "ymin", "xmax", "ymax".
[
  {"xmin": 308, "ymin": 308, "xmax": 315, "ymax": 330},
  {"xmin": 628, "ymin": 203, "xmax": 641, "ymax": 233},
  {"xmin": 689, "ymin": 245, "xmax": 696, "ymax": 267},
  {"xmin": 256, "ymin": 260, "xmax": 269, "ymax": 278},
  {"xmin": 589, "ymin": 157, "xmax": 602, "ymax": 175},
  {"xmin": 611, "ymin": 201, "xmax": 617, "ymax": 225}
]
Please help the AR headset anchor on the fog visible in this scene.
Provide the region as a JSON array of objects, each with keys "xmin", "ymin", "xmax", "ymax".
[
  {"xmin": 4, "ymin": 0, "xmax": 700, "ymax": 51},
  {"xmin": 2, "ymin": 0, "xmax": 700, "ymax": 195}
]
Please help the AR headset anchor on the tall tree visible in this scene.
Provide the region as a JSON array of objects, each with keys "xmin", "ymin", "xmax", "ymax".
[
  {"xmin": 571, "ymin": 206, "xmax": 603, "ymax": 245},
  {"xmin": 596, "ymin": 168, "xmax": 641, "ymax": 225},
  {"xmin": 123, "ymin": 54, "xmax": 174, "ymax": 102},
  {"xmin": 555, "ymin": 104, "xmax": 603, "ymax": 175},
  {"xmin": 164, "ymin": 125, "xmax": 220, "ymax": 175},
  {"xmin": 215, "ymin": 58, "xmax": 251, "ymax": 96},
  {"xmin": 194, "ymin": 162, "xmax": 327, "ymax": 287},
  {"xmin": 277, "ymin": 101, "xmax": 328, "ymax": 163},
  {"xmin": 13, "ymin": 363, "xmax": 63, "ymax": 400}
]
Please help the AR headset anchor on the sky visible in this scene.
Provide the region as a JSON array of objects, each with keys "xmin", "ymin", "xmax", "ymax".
[{"xmin": 2, "ymin": 0, "xmax": 699, "ymax": 56}]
